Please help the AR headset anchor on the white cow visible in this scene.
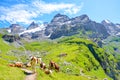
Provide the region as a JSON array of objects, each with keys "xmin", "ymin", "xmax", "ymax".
[{"xmin": 30, "ymin": 56, "xmax": 42, "ymax": 73}]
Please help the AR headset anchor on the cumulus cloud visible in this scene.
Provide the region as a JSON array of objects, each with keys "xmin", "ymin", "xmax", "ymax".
[
  {"xmin": 0, "ymin": 4, "xmax": 37, "ymax": 24},
  {"xmin": 0, "ymin": 0, "xmax": 83, "ymax": 24},
  {"xmin": 64, "ymin": 2, "xmax": 84, "ymax": 14},
  {"xmin": 32, "ymin": 0, "xmax": 77, "ymax": 14}
]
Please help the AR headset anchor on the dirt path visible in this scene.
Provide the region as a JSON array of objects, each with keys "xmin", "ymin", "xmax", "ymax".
[{"xmin": 21, "ymin": 68, "xmax": 37, "ymax": 80}]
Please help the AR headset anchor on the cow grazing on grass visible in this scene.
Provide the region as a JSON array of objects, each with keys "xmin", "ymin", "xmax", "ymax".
[
  {"xmin": 44, "ymin": 69, "xmax": 52, "ymax": 74},
  {"xmin": 8, "ymin": 64, "xmax": 15, "ymax": 67},
  {"xmin": 30, "ymin": 56, "xmax": 42, "ymax": 73},
  {"xmin": 54, "ymin": 63, "xmax": 60, "ymax": 72},
  {"xmin": 8, "ymin": 62, "xmax": 23, "ymax": 68},
  {"xmin": 49, "ymin": 60, "xmax": 55, "ymax": 68},
  {"xmin": 14, "ymin": 62, "xmax": 23, "ymax": 68},
  {"xmin": 40, "ymin": 62, "xmax": 46, "ymax": 70},
  {"xmin": 49, "ymin": 60, "xmax": 60, "ymax": 72}
]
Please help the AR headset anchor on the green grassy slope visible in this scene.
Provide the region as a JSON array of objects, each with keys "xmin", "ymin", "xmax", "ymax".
[
  {"xmin": 0, "ymin": 34, "xmax": 119, "ymax": 80},
  {"xmin": 103, "ymin": 36, "xmax": 120, "ymax": 79},
  {"xmin": 24, "ymin": 37, "xmax": 113, "ymax": 80},
  {"xmin": 0, "ymin": 34, "xmax": 25, "ymax": 80},
  {"xmin": 103, "ymin": 36, "xmax": 120, "ymax": 61}
]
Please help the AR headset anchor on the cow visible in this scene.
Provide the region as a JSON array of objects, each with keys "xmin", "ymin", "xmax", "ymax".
[
  {"xmin": 40, "ymin": 62, "xmax": 46, "ymax": 70},
  {"xmin": 8, "ymin": 63, "xmax": 15, "ymax": 67},
  {"xmin": 49, "ymin": 60, "xmax": 60, "ymax": 72},
  {"xmin": 14, "ymin": 62, "xmax": 23, "ymax": 68},
  {"xmin": 54, "ymin": 63, "xmax": 60, "ymax": 72},
  {"xmin": 44, "ymin": 69, "xmax": 52, "ymax": 74},
  {"xmin": 49, "ymin": 60, "xmax": 55, "ymax": 69},
  {"xmin": 8, "ymin": 62, "xmax": 23, "ymax": 68},
  {"xmin": 30, "ymin": 56, "xmax": 42, "ymax": 73}
]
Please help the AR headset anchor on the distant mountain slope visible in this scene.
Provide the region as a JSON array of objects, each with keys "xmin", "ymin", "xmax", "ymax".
[
  {"xmin": 8, "ymin": 24, "xmax": 25, "ymax": 34},
  {"xmin": 102, "ymin": 20, "xmax": 120, "ymax": 36}
]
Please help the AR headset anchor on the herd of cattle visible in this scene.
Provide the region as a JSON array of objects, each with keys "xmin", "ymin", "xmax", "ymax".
[{"xmin": 8, "ymin": 56, "xmax": 60, "ymax": 74}]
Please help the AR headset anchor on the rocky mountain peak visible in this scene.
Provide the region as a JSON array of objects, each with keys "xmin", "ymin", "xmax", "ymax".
[
  {"xmin": 9, "ymin": 24, "xmax": 24, "ymax": 34},
  {"xmin": 54, "ymin": 13, "xmax": 63, "ymax": 17},
  {"xmin": 101, "ymin": 19, "xmax": 112, "ymax": 25},
  {"xmin": 51, "ymin": 13, "xmax": 70, "ymax": 23},
  {"xmin": 27, "ymin": 21, "xmax": 39, "ymax": 30},
  {"xmin": 71, "ymin": 14, "xmax": 90, "ymax": 23},
  {"xmin": 101, "ymin": 20, "xmax": 119, "ymax": 35},
  {"xmin": 102, "ymin": 19, "xmax": 116, "ymax": 27},
  {"xmin": 10, "ymin": 24, "xmax": 21, "ymax": 28},
  {"xmin": 78, "ymin": 14, "xmax": 89, "ymax": 20}
]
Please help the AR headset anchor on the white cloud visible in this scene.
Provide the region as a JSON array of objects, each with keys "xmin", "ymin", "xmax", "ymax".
[
  {"xmin": 64, "ymin": 2, "xmax": 84, "ymax": 14},
  {"xmin": 32, "ymin": 0, "xmax": 74, "ymax": 14},
  {"xmin": 0, "ymin": 0, "xmax": 83, "ymax": 24},
  {"xmin": 0, "ymin": 4, "xmax": 37, "ymax": 24}
]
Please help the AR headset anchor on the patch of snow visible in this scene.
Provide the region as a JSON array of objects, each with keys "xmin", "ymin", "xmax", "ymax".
[
  {"xmin": 104, "ymin": 19, "xmax": 111, "ymax": 24},
  {"xmin": 116, "ymin": 24, "xmax": 120, "ymax": 28},
  {"xmin": 116, "ymin": 32, "xmax": 120, "ymax": 36},
  {"xmin": 65, "ymin": 21, "xmax": 71, "ymax": 24},
  {"xmin": 46, "ymin": 33, "xmax": 52, "ymax": 38},
  {"xmin": 16, "ymin": 26, "xmax": 21, "ymax": 28},
  {"xmin": 7, "ymin": 29, "xmax": 11, "ymax": 33},
  {"xmin": 19, "ymin": 24, "xmax": 46, "ymax": 35}
]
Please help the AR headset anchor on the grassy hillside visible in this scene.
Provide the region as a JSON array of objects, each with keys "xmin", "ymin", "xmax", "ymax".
[
  {"xmin": 24, "ymin": 37, "xmax": 114, "ymax": 80},
  {"xmin": 103, "ymin": 36, "xmax": 120, "ymax": 60},
  {"xmin": 0, "ymin": 34, "xmax": 119, "ymax": 80},
  {"xmin": 0, "ymin": 34, "xmax": 25, "ymax": 80},
  {"xmin": 103, "ymin": 36, "xmax": 120, "ymax": 78}
]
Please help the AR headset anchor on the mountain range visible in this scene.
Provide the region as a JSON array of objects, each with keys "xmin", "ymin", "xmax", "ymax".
[{"xmin": 1, "ymin": 13, "xmax": 120, "ymax": 40}]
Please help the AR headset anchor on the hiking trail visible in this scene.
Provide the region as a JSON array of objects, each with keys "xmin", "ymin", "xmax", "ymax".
[{"xmin": 21, "ymin": 68, "xmax": 37, "ymax": 80}]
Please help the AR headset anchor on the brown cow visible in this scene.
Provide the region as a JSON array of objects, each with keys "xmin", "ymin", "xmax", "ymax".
[
  {"xmin": 8, "ymin": 63, "xmax": 15, "ymax": 67},
  {"xmin": 44, "ymin": 69, "xmax": 52, "ymax": 74},
  {"xmin": 14, "ymin": 62, "xmax": 23, "ymax": 68},
  {"xmin": 54, "ymin": 63, "xmax": 60, "ymax": 72},
  {"xmin": 9, "ymin": 62, "xmax": 23, "ymax": 68},
  {"xmin": 40, "ymin": 62, "xmax": 46, "ymax": 70},
  {"xmin": 49, "ymin": 60, "xmax": 55, "ymax": 68},
  {"xmin": 49, "ymin": 60, "xmax": 60, "ymax": 72}
]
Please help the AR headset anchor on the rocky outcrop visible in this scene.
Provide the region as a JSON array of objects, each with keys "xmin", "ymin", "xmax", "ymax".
[
  {"xmin": 27, "ymin": 21, "xmax": 39, "ymax": 30},
  {"xmin": 2, "ymin": 34, "xmax": 20, "ymax": 42},
  {"xmin": 51, "ymin": 13, "xmax": 70, "ymax": 23},
  {"xmin": 9, "ymin": 24, "xmax": 25, "ymax": 34},
  {"xmin": 102, "ymin": 20, "xmax": 120, "ymax": 36}
]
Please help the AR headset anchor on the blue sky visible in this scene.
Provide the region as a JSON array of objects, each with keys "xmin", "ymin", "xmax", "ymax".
[{"xmin": 0, "ymin": 0, "xmax": 119, "ymax": 28}]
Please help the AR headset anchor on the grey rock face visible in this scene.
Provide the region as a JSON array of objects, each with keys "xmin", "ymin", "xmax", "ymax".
[
  {"xmin": 102, "ymin": 20, "xmax": 120, "ymax": 36},
  {"xmin": 27, "ymin": 21, "xmax": 39, "ymax": 30},
  {"xmin": 45, "ymin": 14, "xmax": 109, "ymax": 39},
  {"xmin": 9, "ymin": 24, "xmax": 25, "ymax": 34}
]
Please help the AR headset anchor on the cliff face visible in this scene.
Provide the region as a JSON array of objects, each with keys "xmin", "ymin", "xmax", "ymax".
[{"xmin": 2, "ymin": 34, "xmax": 20, "ymax": 42}]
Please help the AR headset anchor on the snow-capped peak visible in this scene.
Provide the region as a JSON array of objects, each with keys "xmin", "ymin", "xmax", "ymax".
[
  {"xmin": 7, "ymin": 29, "xmax": 11, "ymax": 33},
  {"xmin": 104, "ymin": 19, "xmax": 111, "ymax": 24},
  {"xmin": 19, "ymin": 24, "xmax": 46, "ymax": 35}
]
